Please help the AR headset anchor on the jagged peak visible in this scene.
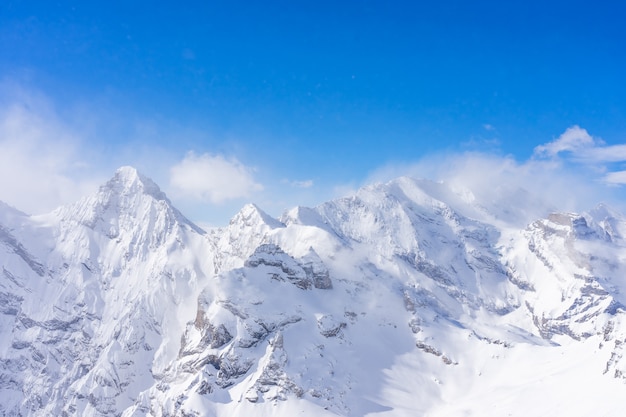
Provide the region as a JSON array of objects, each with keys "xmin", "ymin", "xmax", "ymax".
[
  {"xmin": 342, "ymin": 176, "xmax": 448, "ymax": 210},
  {"xmin": 540, "ymin": 210, "xmax": 617, "ymax": 242},
  {"xmin": 53, "ymin": 166, "xmax": 204, "ymax": 235},
  {"xmin": 586, "ymin": 204, "xmax": 626, "ymax": 241},
  {"xmin": 229, "ymin": 203, "xmax": 285, "ymax": 230},
  {"xmin": 319, "ymin": 176, "xmax": 446, "ymax": 221},
  {"xmin": 546, "ymin": 212, "xmax": 580, "ymax": 226},
  {"xmin": 280, "ymin": 206, "xmax": 325, "ymax": 227},
  {"xmin": 102, "ymin": 166, "xmax": 167, "ymax": 201},
  {"xmin": 589, "ymin": 203, "xmax": 622, "ymax": 222},
  {"xmin": 378, "ymin": 176, "xmax": 484, "ymax": 213},
  {"xmin": 115, "ymin": 165, "xmax": 140, "ymax": 180}
]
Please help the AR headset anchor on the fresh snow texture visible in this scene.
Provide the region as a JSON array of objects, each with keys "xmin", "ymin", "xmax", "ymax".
[{"xmin": 1, "ymin": 166, "xmax": 626, "ymax": 416}]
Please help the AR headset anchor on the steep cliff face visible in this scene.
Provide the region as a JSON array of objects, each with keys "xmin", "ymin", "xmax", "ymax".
[{"xmin": 1, "ymin": 168, "xmax": 626, "ymax": 417}]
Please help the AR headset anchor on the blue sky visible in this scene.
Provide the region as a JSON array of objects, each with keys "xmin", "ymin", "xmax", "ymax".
[{"xmin": 1, "ymin": 0, "xmax": 625, "ymax": 225}]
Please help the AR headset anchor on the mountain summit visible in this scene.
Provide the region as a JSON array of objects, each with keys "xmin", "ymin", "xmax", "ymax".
[
  {"xmin": 53, "ymin": 166, "xmax": 203, "ymax": 238},
  {"xmin": 103, "ymin": 166, "xmax": 169, "ymax": 202},
  {"xmin": 1, "ymin": 167, "xmax": 626, "ymax": 417}
]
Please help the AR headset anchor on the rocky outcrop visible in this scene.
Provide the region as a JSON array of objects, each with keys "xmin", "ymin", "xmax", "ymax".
[{"xmin": 244, "ymin": 244, "xmax": 332, "ymax": 290}]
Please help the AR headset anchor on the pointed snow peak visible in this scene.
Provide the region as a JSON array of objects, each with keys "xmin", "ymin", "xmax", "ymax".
[
  {"xmin": 53, "ymin": 166, "xmax": 204, "ymax": 235},
  {"xmin": 115, "ymin": 165, "xmax": 140, "ymax": 180},
  {"xmin": 230, "ymin": 203, "xmax": 284, "ymax": 230},
  {"xmin": 589, "ymin": 203, "xmax": 621, "ymax": 222},
  {"xmin": 354, "ymin": 176, "xmax": 441, "ymax": 207},
  {"xmin": 217, "ymin": 204, "xmax": 284, "ymax": 266},
  {"xmin": 588, "ymin": 204, "xmax": 626, "ymax": 239},
  {"xmin": 281, "ymin": 206, "xmax": 326, "ymax": 227},
  {"xmin": 380, "ymin": 177, "xmax": 470, "ymax": 210},
  {"xmin": 104, "ymin": 166, "xmax": 166, "ymax": 201}
]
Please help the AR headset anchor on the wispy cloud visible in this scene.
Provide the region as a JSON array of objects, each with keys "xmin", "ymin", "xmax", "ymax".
[
  {"xmin": 534, "ymin": 125, "xmax": 597, "ymax": 157},
  {"xmin": 281, "ymin": 178, "xmax": 314, "ymax": 189},
  {"xmin": 583, "ymin": 145, "xmax": 626, "ymax": 164},
  {"xmin": 604, "ymin": 171, "xmax": 626, "ymax": 185},
  {"xmin": 0, "ymin": 87, "xmax": 104, "ymax": 214},
  {"xmin": 169, "ymin": 152, "xmax": 263, "ymax": 204},
  {"xmin": 534, "ymin": 125, "xmax": 626, "ymax": 185}
]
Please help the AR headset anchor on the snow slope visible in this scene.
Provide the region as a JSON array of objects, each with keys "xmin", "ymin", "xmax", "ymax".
[{"xmin": 1, "ymin": 167, "xmax": 626, "ymax": 416}]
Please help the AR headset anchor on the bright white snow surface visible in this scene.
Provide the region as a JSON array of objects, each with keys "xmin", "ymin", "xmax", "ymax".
[{"xmin": 1, "ymin": 166, "xmax": 626, "ymax": 416}]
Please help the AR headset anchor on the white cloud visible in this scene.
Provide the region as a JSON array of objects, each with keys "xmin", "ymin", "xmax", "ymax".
[
  {"xmin": 169, "ymin": 152, "xmax": 263, "ymax": 204},
  {"xmin": 603, "ymin": 171, "xmax": 626, "ymax": 185},
  {"xmin": 532, "ymin": 125, "xmax": 626, "ymax": 189},
  {"xmin": 534, "ymin": 125, "xmax": 597, "ymax": 157},
  {"xmin": 584, "ymin": 144, "xmax": 626, "ymax": 163},
  {"xmin": 534, "ymin": 126, "xmax": 626, "ymax": 164},
  {"xmin": 0, "ymin": 90, "xmax": 104, "ymax": 214}
]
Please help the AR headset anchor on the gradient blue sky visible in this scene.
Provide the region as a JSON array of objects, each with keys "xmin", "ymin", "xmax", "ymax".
[{"xmin": 1, "ymin": 0, "xmax": 626, "ymax": 225}]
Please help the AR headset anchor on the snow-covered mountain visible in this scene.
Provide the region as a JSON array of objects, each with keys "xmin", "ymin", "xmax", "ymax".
[{"xmin": 2, "ymin": 167, "xmax": 626, "ymax": 416}]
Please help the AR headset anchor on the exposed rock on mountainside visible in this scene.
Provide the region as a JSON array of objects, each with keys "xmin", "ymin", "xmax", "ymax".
[{"xmin": 1, "ymin": 167, "xmax": 626, "ymax": 417}]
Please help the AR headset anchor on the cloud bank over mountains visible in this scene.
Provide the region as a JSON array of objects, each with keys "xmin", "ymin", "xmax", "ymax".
[{"xmin": 1, "ymin": 87, "xmax": 625, "ymax": 224}]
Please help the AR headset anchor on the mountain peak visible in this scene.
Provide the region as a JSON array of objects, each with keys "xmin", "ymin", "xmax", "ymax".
[
  {"xmin": 104, "ymin": 166, "xmax": 166, "ymax": 201},
  {"xmin": 230, "ymin": 203, "xmax": 284, "ymax": 229},
  {"xmin": 51, "ymin": 166, "xmax": 204, "ymax": 235},
  {"xmin": 115, "ymin": 165, "xmax": 140, "ymax": 179}
]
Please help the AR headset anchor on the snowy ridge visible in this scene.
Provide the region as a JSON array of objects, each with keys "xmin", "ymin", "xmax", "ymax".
[{"xmin": 1, "ymin": 168, "xmax": 626, "ymax": 416}]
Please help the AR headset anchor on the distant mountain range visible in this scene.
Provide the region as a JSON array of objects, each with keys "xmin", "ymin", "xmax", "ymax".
[{"xmin": 1, "ymin": 166, "xmax": 625, "ymax": 416}]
